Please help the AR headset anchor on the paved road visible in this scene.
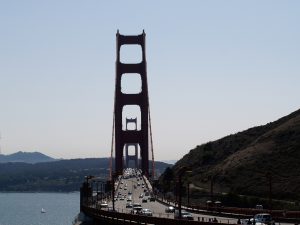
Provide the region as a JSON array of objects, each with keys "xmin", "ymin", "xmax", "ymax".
[
  {"xmin": 111, "ymin": 171, "xmax": 238, "ymax": 223},
  {"xmin": 103, "ymin": 169, "xmax": 292, "ymax": 225}
]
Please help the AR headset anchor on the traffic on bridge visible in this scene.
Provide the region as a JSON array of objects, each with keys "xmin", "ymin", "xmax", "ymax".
[{"xmin": 78, "ymin": 31, "xmax": 298, "ymax": 225}]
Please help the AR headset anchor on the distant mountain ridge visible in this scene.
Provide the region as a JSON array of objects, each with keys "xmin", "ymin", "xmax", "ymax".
[
  {"xmin": 0, "ymin": 158, "xmax": 171, "ymax": 192},
  {"xmin": 0, "ymin": 151, "xmax": 56, "ymax": 164},
  {"xmin": 161, "ymin": 160, "xmax": 177, "ymax": 165}
]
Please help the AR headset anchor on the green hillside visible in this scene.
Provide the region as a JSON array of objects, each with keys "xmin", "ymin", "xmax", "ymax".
[{"xmin": 159, "ymin": 109, "xmax": 300, "ymax": 204}]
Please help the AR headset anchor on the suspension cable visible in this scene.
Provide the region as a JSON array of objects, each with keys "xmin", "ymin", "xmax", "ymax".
[
  {"xmin": 109, "ymin": 112, "xmax": 115, "ymax": 181},
  {"xmin": 149, "ymin": 106, "xmax": 155, "ymax": 179},
  {"xmin": 109, "ymin": 66, "xmax": 118, "ymax": 181}
]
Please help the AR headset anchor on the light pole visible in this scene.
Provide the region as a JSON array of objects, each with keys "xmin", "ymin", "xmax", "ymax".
[
  {"xmin": 112, "ymin": 174, "xmax": 115, "ymax": 211},
  {"xmin": 267, "ymin": 171, "xmax": 272, "ymax": 210},
  {"xmin": 187, "ymin": 182, "xmax": 190, "ymax": 206},
  {"xmin": 177, "ymin": 166, "xmax": 192, "ymax": 219}
]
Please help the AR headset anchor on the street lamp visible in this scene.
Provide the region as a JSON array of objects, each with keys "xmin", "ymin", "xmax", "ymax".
[
  {"xmin": 177, "ymin": 166, "xmax": 192, "ymax": 219},
  {"xmin": 111, "ymin": 174, "xmax": 116, "ymax": 211},
  {"xmin": 187, "ymin": 182, "xmax": 190, "ymax": 206}
]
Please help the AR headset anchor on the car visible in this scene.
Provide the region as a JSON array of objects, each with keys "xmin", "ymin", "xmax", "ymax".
[
  {"xmin": 139, "ymin": 194, "xmax": 144, "ymax": 198},
  {"xmin": 165, "ymin": 206, "xmax": 175, "ymax": 213},
  {"xmin": 174, "ymin": 210, "xmax": 193, "ymax": 220},
  {"xmin": 132, "ymin": 205, "xmax": 143, "ymax": 214},
  {"xmin": 242, "ymin": 213, "xmax": 275, "ymax": 225},
  {"xmin": 119, "ymin": 196, "xmax": 125, "ymax": 200},
  {"xmin": 99, "ymin": 202, "xmax": 108, "ymax": 209},
  {"xmin": 254, "ymin": 213, "xmax": 274, "ymax": 225},
  {"xmin": 142, "ymin": 198, "xmax": 147, "ymax": 203},
  {"xmin": 107, "ymin": 207, "xmax": 115, "ymax": 212},
  {"xmin": 140, "ymin": 208, "xmax": 153, "ymax": 216},
  {"xmin": 126, "ymin": 203, "xmax": 133, "ymax": 208},
  {"xmin": 149, "ymin": 196, "xmax": 155, "ymax": 202},
  {"xmin": 255, "ymin": 204, "xmax": 263, "ymax": 210},
  {"xmin": 133, "ymin": 202, "xmax": 142, "ymax": 207}
]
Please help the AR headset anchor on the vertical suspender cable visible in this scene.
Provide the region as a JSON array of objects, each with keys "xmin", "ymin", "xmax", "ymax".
[
  {"xmin": 109, "ymin": 112, "xmax": 115, "ymax": 181},
  {"xmin": 109, "ymin": 63, "xmax": 118, "ymax": 181},
  {"xmin": 149, "ymin": 108, "xmax": 155, "ymax": 179}
]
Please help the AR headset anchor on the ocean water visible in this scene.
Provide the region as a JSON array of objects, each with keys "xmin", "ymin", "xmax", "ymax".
[{"xmin": 0, "ymin": 192, "xmax": 80, "ymax": 225}]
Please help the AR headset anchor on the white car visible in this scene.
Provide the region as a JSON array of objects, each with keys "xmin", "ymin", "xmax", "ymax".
[
  {"xmin": 242, "ymin": 214, "xmax": 274, "ymax": 225},
  {"xmin": 165, "ymin": 206, "xmax": 175, "ymax": 213},
  {"xmin": 174, "ymin": 210, "xmax": 193, "ymax": 220},
  {"xmin": 140, "ymin": 208, "xmax": 152, "ymax": 216}
]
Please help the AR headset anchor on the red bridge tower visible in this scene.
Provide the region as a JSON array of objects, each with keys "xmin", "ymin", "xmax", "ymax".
[{"xmin": 113, "ymin": 30, "xmax": 149, "ymax": 177}]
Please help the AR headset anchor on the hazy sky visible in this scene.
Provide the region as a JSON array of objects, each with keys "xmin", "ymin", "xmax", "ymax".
[{"xmin": 0, "ymin": 1, "xmax": 299, "ymax": 160}]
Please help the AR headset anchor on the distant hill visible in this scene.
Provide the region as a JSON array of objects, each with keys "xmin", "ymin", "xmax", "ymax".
[
  {"xmin": 0, "ymin": 158, "xmax": 171, "ymax": 192},
  {"xmin": 0, "ymin": 151, "xmax": 56, "ymax": 164},
  {"xmin": 160, "ymin": 160, "xmax": 177, "ymax": 165},
  {"xmin": 160, "ymin": 108, "xmax": 300, "ymax": 201}
]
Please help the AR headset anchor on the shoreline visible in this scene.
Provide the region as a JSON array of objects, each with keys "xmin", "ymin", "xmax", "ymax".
[{"xmin": 0, "ymin": 191, "xmax": 80, "ymax": 194}]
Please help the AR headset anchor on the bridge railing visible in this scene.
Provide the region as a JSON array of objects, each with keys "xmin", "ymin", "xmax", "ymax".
[
  {"xmin": 82, "ymin": 205, "xmax": 232, "ymax": 225},
  {"xmin": 155, "ymin": 193, "xmax": 300, "ymax": 222}
]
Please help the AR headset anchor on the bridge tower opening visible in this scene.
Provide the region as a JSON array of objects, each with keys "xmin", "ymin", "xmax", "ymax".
[
  {"xmin": 124, "ymin": 117, "xmax": 139, "ymax": 169},
  {"xmin": 113, "ymin": 30, "xmax": 150, "ymax": 177}
]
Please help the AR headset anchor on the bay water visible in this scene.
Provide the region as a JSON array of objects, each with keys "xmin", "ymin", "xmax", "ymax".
[{"xmin": 0, "ymin": 192, "xmax": 80, "ymax": 225}]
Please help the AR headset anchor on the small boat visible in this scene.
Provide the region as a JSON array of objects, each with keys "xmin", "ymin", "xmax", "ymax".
[{"xmin": 41, "ymin": 208, "xmax": 46, "ymax": 213}]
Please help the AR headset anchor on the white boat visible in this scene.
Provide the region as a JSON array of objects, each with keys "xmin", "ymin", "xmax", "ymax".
[{"xmin": 41, "ymin": 208, "xmax": 46, "ymax": 213}]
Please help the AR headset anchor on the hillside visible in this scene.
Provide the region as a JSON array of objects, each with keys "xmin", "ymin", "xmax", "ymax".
[
  {"xmin": 0, "ymin": 158, "xmax": 170, "ymax": 192},
  {"xmin": 160, "ymin": 109, "xmax": 300, "ymax": 201},
  {"xmin": 0, "ymin": 151, "xmax": 56, "ymax": 164}
]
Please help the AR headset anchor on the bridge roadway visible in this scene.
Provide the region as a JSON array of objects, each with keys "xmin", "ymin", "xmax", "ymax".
[
  {"xmin": 96, "ymin": 169, "xmax": 293, "ymax": 225},
  {"xmin": 110, "ymin": 169, "xmax": 238, "ymax": 223},
  {"xmin": 80, "ymin": 169, "xmax": 295, "ymax": 225}
]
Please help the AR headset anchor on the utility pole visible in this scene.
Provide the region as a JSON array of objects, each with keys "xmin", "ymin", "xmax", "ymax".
[
  {"xmin": 177, "ymin": 167, "xmax": 192, "ymax": 219},
  {"xmin": 210, "ymin": 176, "xmax": 214, "ymax": 202},
  {"xmin": 187, "ymin": 182, "xmax": 190, "ymax": 206},
  {"xmin": 112, "ymin": 174, "xmax": 115, "ymax": 211}
]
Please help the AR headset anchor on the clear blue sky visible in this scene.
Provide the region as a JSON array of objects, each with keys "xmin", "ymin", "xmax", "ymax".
[{"xmin": 0, "ymin": 1, "xmax": 299, "ymax": 160}]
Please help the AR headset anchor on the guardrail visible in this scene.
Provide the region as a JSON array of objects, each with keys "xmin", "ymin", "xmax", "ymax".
[
  {"xmin": 156, "ymin": 197, "xmax": 300, "ymax": 223},
  {"xmin": 82, "ymin": 205, "xmax": 232, "ymax": 225}
]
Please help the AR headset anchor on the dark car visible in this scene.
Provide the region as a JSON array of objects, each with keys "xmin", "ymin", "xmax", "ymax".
[{"xmin": 149, "ymin": 196, "xmax": 155, "ymax": 202}]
